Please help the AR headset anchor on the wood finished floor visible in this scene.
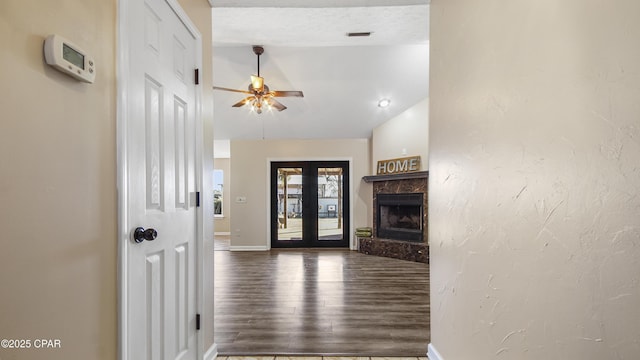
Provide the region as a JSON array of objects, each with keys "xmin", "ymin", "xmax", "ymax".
[
  {"xmin": 214, "ymin": 248, "xmax": 430, "ymax": 356},
  {"xmin": 215, "ymin": 235, "xmax": 231, "ymax": 251}
]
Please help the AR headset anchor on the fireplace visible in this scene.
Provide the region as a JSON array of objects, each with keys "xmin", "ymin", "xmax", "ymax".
[
  {"xmin": 376, "ymin": 193, "xmax": 423, "ymax": 242},
  {"xmin": 359, "ymin": 171, "xmax": 429, "ymax": 263}
]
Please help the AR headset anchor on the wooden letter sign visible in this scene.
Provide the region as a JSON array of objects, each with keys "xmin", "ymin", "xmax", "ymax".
[{"xmin": 377, "ymin": 156, "xmax": 421, "ymax": 175}]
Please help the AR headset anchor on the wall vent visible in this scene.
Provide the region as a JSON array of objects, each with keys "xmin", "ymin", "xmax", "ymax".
[{"xmin": 347, "ymin": 32, "xmax": 372, "ymax": 37}]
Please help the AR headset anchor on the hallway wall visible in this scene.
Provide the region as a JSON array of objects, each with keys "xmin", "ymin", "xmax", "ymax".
[
  {"xmin": 0, "ymin": 1, "xmax": 117, "ymax": 359},
  {"xmin": 429, "ymin": 0, "xmax": 640, "ymax": 359},
  {"xmin": 0, "ymin": 0, "xmax": 214, "ymax": 358}
]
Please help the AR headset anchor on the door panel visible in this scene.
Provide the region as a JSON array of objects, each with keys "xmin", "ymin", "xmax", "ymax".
[
  {"xmin": 271, "ymin": 161, "xmax": 349, "ymax": 248},
  {"xmin": 276, "ymin": 167, "xmax": 304, "ymax": 242},
  {"xmin": 317, "ymin": 167, "xmax": 344, "ymax": 241},
  {"xmin": 123, "ymin": 0, "xmax": 198, "ymax": 358},
  {"xmin": 145, "ymin": 251, "xmax": 164, "ymax": 360},
  {"xmin": 145, "ymin": 75, "xmax": 163, "ymax": 210}
]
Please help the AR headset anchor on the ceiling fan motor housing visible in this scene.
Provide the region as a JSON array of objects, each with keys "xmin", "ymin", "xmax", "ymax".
[{"xmin": 252, "ymin": 45, "xmax": 264, "ymax": 55}]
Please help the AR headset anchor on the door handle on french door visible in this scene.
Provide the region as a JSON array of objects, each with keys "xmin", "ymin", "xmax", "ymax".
[{"xmin": 133, "ymin": 227, "xmax": 158, "ymax": 243}]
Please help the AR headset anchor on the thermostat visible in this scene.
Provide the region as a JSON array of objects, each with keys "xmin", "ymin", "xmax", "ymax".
[{"xmin": 44, "ymin": 34, "xmax": 95, "ymax": 83}]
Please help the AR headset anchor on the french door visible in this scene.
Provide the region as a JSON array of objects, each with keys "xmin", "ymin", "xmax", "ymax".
[{"xmin": 271, "ymin": 161, "xmax": 350, "ymax": 248}]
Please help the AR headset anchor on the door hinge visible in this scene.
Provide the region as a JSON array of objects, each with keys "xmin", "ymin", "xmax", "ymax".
[
  {"xmin": 194, "ymin": 68, "xmax": 199, "ymax": 85},
  {"xmin": 196, "ymin": 191, "xmax": 201, "ymax": 207},
  {"xmin": 196, "ymin": 314, "xmax": 201, "ymax": 331}
]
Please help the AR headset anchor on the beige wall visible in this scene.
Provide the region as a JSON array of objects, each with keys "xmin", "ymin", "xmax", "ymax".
[
  {"xmin": 0, "ymin": 1, "xmax": 117, "ymax": 359},
  {"xmin": 0, "ymin": 0, "xmax": 214, "ymax": 358},
  {"xmin": 429, "ymin": 0, "xmax": 640, "ymax": 359},
  {"xmin": 214, "ymin": 157, "xmax": 231, "ymax": 233},
  {"xmin": 230, "ymin": 139, "xmax": 372, "ymax": 249},
  {"xmin": 372, "ymin": 98, "xmax": 429, "ymax": 172}
]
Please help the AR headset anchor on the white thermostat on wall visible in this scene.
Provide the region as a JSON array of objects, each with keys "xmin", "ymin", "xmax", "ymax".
[{"xmin": 44, "ymin": 34, "xmax": 95, "ymax": 83}]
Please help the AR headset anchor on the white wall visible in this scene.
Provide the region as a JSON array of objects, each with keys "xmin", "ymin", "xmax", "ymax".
[
  {"xmin": 372, "ymin": 98, "xmax": 429, "ymax": 172},
  {"xmin": 230, "ymin": 139, "xmax": 371, "ymax": 249},
  {"xmin": 429, "ymin": 0, "xmax": 640, "ymax": 359}
]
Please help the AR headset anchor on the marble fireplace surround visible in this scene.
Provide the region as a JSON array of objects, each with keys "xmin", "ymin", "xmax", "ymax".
[{"xmin": 359, "ymin": 171, "xmax": 429, "ymax": 263}]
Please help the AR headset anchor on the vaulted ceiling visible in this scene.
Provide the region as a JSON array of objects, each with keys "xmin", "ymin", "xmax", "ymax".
[{"xmin": 211, "ymin": 1, "xmax": 429, "ymax": 140}]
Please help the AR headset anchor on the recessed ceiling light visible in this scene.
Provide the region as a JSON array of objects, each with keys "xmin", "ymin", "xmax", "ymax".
[{"xmin": 378, "ymin": 98, "xmax": 391, "ymax": 108}]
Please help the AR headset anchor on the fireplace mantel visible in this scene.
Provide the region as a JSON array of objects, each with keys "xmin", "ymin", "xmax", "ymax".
[{"xmin": 362, "ymin": 171, "xmax": 429, "ymax": 183}]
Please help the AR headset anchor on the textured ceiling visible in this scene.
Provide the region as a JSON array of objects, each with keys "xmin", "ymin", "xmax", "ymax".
[
  {"xmin": 211, "ymin": 2, "xmax": 429, "ymax": 140},
  {"xmin": 212, "ymin": 6, "xmax": 429, "ymax": 47}
]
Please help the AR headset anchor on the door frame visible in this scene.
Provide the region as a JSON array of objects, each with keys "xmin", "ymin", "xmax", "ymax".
[
  {"xmin": 116, "ymin": 0, "xmax": 209, "ymax": 359},
  {"xmin": 265, "ymin": 157, "xmax": 356, "ymax": 250}
]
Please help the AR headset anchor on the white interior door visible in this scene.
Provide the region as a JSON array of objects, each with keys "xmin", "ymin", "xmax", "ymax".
[{"xmin": 119, "ymin": 0, "xmax": 200, "ymax": 358}]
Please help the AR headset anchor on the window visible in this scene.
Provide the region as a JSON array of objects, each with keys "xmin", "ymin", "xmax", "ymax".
[{"xmin": 214, "ymin": 169, "xmax": 223, "ymax": 217}]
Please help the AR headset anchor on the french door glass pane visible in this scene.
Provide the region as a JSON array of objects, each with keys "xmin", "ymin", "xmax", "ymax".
[
  {"xmin": 317, "ymin": 167, "xmax": 343, "ymax": 241},
  {"xmin": 277, "ymin": 167, "xmax": 303, "ymax": 241}
]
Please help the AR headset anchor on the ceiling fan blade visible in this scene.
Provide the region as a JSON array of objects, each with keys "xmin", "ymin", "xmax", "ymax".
[
  {"xmin": 213, "ymin": 86, "xmax": 252, "ymax": 95},
  {"xmin": 232, "ymin": 97, "xmax": 253, "ymax": 108},
  {"xmin": 271, "ymin": 90, "xmax": 304, "ymax": 98},
  {"xmin": 269, "ymin": 98, "xmax": 287, "ymax": 112}
]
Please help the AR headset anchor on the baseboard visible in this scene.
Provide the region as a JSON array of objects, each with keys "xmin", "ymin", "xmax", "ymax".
[
  {"xmin": 428, "ymin": 343, "xmax": 443, "ymax": 360},
  {"xmin": 214, "ymin": 232, "xmax": 230, "ymax": 236},
  {"xmin": 203, "ymin": 342, "xmax": 217, "ymax": 360},
  {"xmin": 229, "ymin": 245, "xmax": 269, "ymax": 251}
]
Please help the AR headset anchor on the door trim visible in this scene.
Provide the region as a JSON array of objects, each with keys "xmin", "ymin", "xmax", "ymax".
[
  {"xmin": 265, "ymin": 157, "xmax": 355, "ymax": 250},
  {"xmin": 116, "ymin": 0, "xmax": 205, "ymax": 359}
]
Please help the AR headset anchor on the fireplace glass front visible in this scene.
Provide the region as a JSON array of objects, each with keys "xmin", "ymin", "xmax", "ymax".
[{"xmin": 376, "ymin": 193, "xmax": 423, "ymax": 242}]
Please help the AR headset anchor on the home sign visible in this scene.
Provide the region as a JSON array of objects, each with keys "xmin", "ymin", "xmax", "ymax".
[{"xmin": 376, "ymin": 156, "xmax": 421, "ymax": 175}]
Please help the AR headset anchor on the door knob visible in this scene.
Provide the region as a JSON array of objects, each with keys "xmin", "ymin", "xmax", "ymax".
[{"xmin": 133, "ymin": 227, "xmax": 158, "ymax": 243}]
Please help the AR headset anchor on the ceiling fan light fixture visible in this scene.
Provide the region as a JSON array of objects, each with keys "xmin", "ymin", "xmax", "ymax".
[
  {"xmin": 378, "ymin": 98, "xmax": 391, "ymax": 108},
  {"xmin": 251, "ymin": 99, "xmax": 263, "ymax": 114},
  {"xmin": 251, "ymin": 75, "xmax": 264, "ymax": 92},
  {"xmin": 212, "ymin": 45, "xmax": 303, "ymax": 114}
]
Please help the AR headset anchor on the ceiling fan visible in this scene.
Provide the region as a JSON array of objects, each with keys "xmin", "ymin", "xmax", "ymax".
[{"xmin": 213, "ymin": 45, "xmax": 304, "ymax": 114}]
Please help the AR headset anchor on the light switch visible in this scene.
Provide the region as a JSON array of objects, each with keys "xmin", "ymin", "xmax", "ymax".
[{"xmin": 235, "ymin": 196, "xmax": 247, "ymax": 204}]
